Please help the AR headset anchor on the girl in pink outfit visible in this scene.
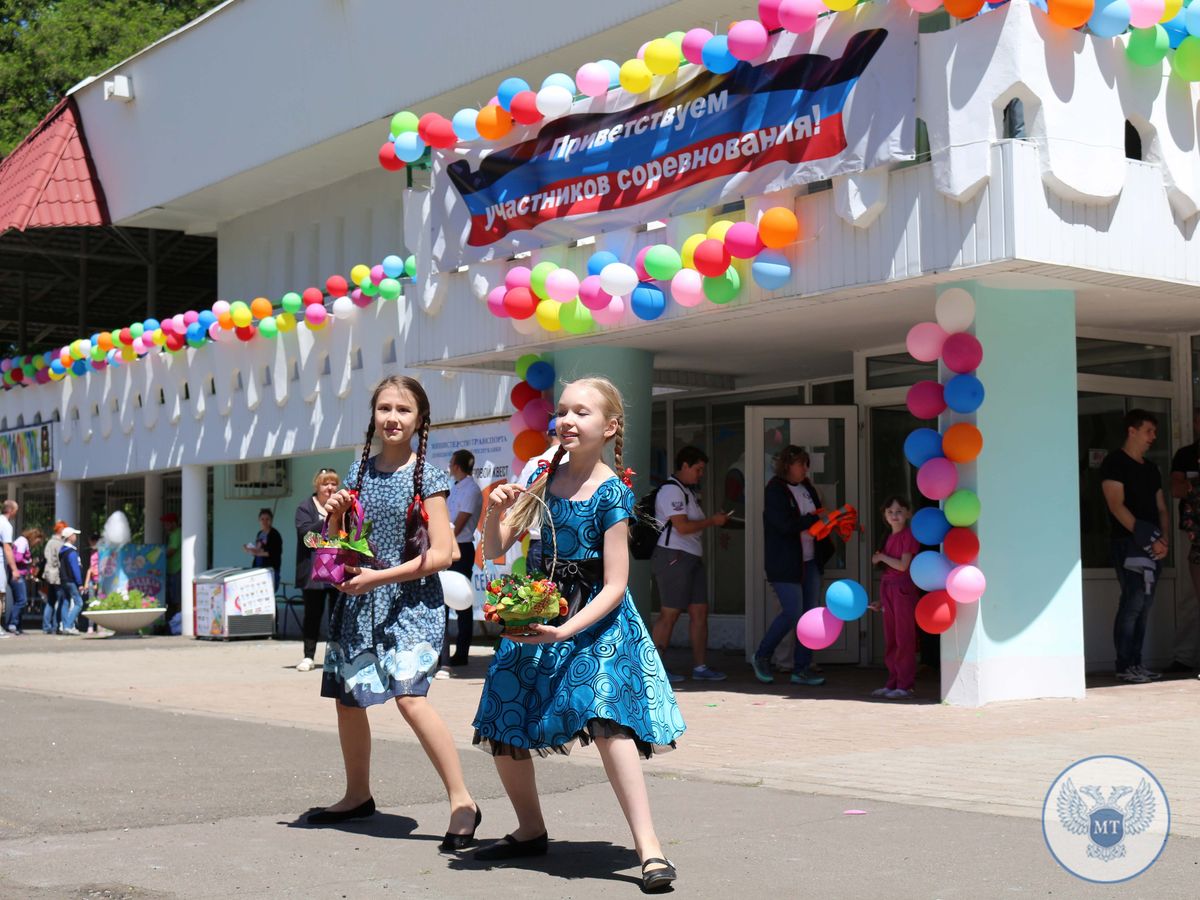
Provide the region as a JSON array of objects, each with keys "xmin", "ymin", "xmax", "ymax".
[{"xmin": 870, "ymin": 497, "xmax": 920, "ymax": 699}]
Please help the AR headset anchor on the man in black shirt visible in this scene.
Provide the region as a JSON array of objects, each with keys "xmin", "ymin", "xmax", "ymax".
[
  {"xmin": 1169, "ymin": 408, "xmax": 1200, "ymax": 675},
  {"xmin": 1101, "ymin": 409, "xmax": 1169, "ymax": 683}
]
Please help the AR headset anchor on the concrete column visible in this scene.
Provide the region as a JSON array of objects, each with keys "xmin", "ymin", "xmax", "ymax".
[
  {"xmin": 940, "ymin": 282, "xmax": 1085, "ymax": 706},
  {"xmin": 143, "ymin": 474, "xmax": 163, "ymax": 543},
  {"xmin": 551, "ymin": 346, "xmax": 654, "ymax": 615},
  {"xmin": 6, "ymin": 480, "xmax": 18, "ymax": 502},
  {"xmin": 54, "ymin": 479, "xmax": 78, "ymax": 529},
  {"xmin": 180, "ymin": 464, "xmax": 208, "ymax": 638}
]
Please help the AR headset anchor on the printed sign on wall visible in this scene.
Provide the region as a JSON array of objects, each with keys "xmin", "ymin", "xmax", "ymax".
[{"xmin": 0, "ymin": 423, "xmax": 53, "ymax": 479}]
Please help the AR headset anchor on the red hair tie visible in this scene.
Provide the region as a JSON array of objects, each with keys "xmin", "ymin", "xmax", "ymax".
[
  {"xmin": 535, "ymin": 459, "xmax": 550, "ymax": 473},
  {"xmin": 619, "ymin": 467, "xmax": 636, "ymax": 487}
]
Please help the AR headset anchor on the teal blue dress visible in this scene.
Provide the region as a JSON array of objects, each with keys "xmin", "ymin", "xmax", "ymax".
[{"xmin": 472, "ymin": 476, "xmax": 686, "ymax": 758}]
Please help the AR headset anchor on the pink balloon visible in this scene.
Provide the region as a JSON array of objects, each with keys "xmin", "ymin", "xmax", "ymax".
[
  {"xmin": 759, "ymin": 0, "xmax": 785, "ymax": 29},
  {"xmin": 796, "ymin": 607, "xmax": 843, "ymax": 650},
  {"xmin": 205, "ymin": 324, "xmax": 220, "ymax": 342},
  {"xmin": 670, "ymin": 269, "xmax": 706, "ymax": 307},
  {"xmin": 637, "ymin": 40, "xmax": 650, "ymax": 60},
  {"xmin": 682, "ymin": 28, "xmax": 714, "ymax": 65},
  {"xmin": 906, "ymin": 0, "xmax": 943, "ymax": 11},
  {"xmin": 505, "ymin": 266, "xmax": 532, "ymax": 290},
  {"xmin": 917, "ymin": 457, "xmax": 958, "ymax": 501},
  {"xmin": 545, "ymin": 268, "xmax": 580, "ymax": 302},
  {"xmin": 212, "ymin": 300, "xmax": 230, "ymax": 316},
  {"xmin": 523, "ymin": 398, "xmax": 553, "ymax": 432},
  {"xmin": 576, "ymin": 62, "xmax": 611, "ymax": 97},
  {"xmin": 508, "ymin": 412, "xmax": 527, "ymax": 436},
  {"xmin": 727, "ymin": 20, "xmax": 769, "ymax": 61},
  {"xmin": 160, "ymin": 318, "xmax": 175, "ymax": 335},
  {"xmin": 779, "ymin": 0, "xmax": 824, "ymax": 34},
  {"xmin": 946, "ymin": 565, "xmax": 986, "ymax": 604},
  {"xmin": 1128, "ymin": 0, "xmax": 1165, "ymax": 28},
  {"xmin": 172, "ymin": 314, "xmax": 186, "ymax": 332},
  {"xmin": 370, "ymin": 264, "xmax": 385, "ymax": 285},
  {"xmin": 725, "ymin": 221, "xmax": 765, "ymax": 259},
  {"xmin": 906, "ymin": 322, "xmax": 949, "ymax": 363},
  {"xmin": 906, "ymin": 381, "xmax": 946, "ymax": 420},
  {"xmin": 942, "ymin": 333, "xmax": 983, "ymax": 374},
  {"xmin": 634, "ymin": 246, "xmax": 653, "ymax": 281},
  {"xmin": 487, "ymin": 286, "xmax": 510, "ymax": 317},
  {"xmin": 591, "ymin": 293, "xmax": 625, "ymax": 325},
  {"xmin": 578, "ymin": 274, "xmax": 613, "ymax": 310},
  {"xmin": 133, "ymin": 336, "xmax": 148, "ymax": 353},
  {"xmin": 183, "ymin": 310, "xmax": 199, "ymax": 325},
  {"xmin": 305, "ymin": 304, "xmax": 327, "ymax": 326},
  {"xmin": 351, "ymin": 287, "xmax": 372, "ymax": 308}
]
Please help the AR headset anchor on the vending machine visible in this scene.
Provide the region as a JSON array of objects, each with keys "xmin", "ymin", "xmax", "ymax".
[{"xmin": 193, "ymin": 567, "xmax": 276, "ymax": 639}]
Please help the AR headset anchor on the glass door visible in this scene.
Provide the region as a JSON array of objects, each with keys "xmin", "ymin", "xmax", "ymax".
[{"xmin": 744, "ymin": 406, "xmax": 860, "ymax": 665}]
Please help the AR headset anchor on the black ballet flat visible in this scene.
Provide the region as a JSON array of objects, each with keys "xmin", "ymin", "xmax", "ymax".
[
  {"xmin": 641, "ymin": 857, "xmax": 677, "ymax": 893},
  {"xmin": 473, "ymin": 831, "xmax": 549, "ymax": 861},
  {"xmin": 305, "ymin": 796, "xmax": 376, "ymax": 825},
  {"xmin": 439, "ymin": 805, "xmax": 482, "ymax": 852}
]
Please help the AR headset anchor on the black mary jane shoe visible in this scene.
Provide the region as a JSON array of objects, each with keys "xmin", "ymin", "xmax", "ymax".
[
  {"xmin": 641, "ymin": 857, "xmax": 677, "ymax": 893},
  {"xmin": 305, "ymin": 797, "xmax": 376, "ymax": 825},
  {"xmin": 473, "ymin": 831, "xmax": 549, "ymax": 861},
  {"xmin": 439, "ymin": 805, "xmax": 483, "ymax": 852}
]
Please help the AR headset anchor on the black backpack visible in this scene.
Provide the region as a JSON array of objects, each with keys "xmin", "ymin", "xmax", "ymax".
[{"xmin": 628, "ymin": 478, "xmax": 682, "ymax": 561}]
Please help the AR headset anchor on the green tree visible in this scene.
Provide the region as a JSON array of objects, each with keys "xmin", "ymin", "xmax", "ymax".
[{"xmin": 0, "ymin": 1, "xmax": 223, "ymax": 156}]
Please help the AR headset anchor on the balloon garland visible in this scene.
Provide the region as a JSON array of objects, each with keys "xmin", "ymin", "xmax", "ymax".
[
  {"xmin": 902, "ymin": 288, "xmax": 986, "ymax": 635},
  {"xmin": 0, "ymin": 253, "xmax": 418, "ymax": 391},
  {"xmin": 502, "ymin": 353, "xmax": 557, "ymax": 577},
  {"xmin": 377, "ymin": 0, "xmax": 1200, "ymax": 170}
]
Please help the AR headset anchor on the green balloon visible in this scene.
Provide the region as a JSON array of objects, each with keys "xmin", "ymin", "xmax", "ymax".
[
  {"xmin": 529, "ymin": 261, "xmax": 559, "ymax": 300},
  {"xmin": 511, "ymin": 556, "xmax": 527, "ymax": 577},
  {"xmin": 404, "ymin": 254, "xmax": 417, "ymax": 278},
  {"xmin": 560, "ymin": 299, "xmax": 595, "ymax": 334},
  {"xmin": 515, "ymin": 353, "xmax": 541, "ymax": 379},
  {"xmin": 1172, "ymin": 35, "xmax": 1200, "ymax": 81},
  {"xmin": 378, "ymin": 278, "xmax": 402, "ymax": 300},
  {"xmin": 944, "ymin": 489, "xmax": 981, "ymax": 527},
  {"xmin": 643, "ymin": 244, "xmax": 682, "ymax": 281},
  {"xmin": 130, "ymin": 322, "xmax": 144, "ymax": 339},
  {"xmin": 1128, "ymin": 26, "xmax": 1169, "ymax": 68},
  {"xmin": 360, "ymin": 279, "xmax": 379, "ymax": 297},
  {"xmin": 259, "ymin": 316, "xmax": 279, "ymax": 339},
  {"xmin": 665, "ymin": 30, "xmax": 686, "ymax": 63},
  {"xmin": 390, "ymin": 110, "xmax": 419, "ymax": 135},
  {"xmin": 281, "ymin": 291, "xmax": 302, "ymax": 314},
  {"xmin": 703, "ymin": 267, "xmax": 741, "ymax": 304}
]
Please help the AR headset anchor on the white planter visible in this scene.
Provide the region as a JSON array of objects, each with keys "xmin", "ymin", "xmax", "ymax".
[{"xmin": 85, "ymin": 608, "xmax": 166, "ymax": 635}]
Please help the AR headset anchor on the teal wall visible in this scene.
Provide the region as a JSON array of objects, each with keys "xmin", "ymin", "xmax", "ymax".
[{"xmin": 211, "ymin": 449, "xmax": 355, "ymax": 591}]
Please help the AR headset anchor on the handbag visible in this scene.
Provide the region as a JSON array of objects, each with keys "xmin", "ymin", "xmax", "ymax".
[{"xmin": 310, "ymin": 496, "xmax": 366, "ymax": 585}]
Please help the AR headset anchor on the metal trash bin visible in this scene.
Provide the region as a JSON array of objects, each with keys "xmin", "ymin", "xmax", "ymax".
[{"xmin": 193, "ymin": 567, "xmax": 276, "ymax": 639}]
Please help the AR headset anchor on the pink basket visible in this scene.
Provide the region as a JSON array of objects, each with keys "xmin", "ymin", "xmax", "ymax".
[{"xmin": 310, "ymin": 497, "xmax": 365, "ymax": 585}]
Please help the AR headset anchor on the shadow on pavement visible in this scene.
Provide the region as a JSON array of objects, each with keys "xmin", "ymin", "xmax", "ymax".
[
  {"xmin": 281, "ymin": 810, "xmax": 426, "ymax": 840},
  {"xmin": 447, "ymin": 839, "xmax": 644, "ymax": 888}
]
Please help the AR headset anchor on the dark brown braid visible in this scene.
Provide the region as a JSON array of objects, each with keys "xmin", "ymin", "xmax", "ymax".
[
  {"xmin": 353, "ymin": 419, "xmax": 376, "ymax": 496},
  {"xmin": 403, "ymin": 417, "xmax": 432, "ymax": 564}
]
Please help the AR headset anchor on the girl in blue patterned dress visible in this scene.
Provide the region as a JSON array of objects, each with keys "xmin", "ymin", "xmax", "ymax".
[
  {"xmin": 309, "ymin": 376, "xmax": 482, "ymax": 852},
  {"xmin": 473, "ymin": 376, "xmax": 684, "ymax": 893}
]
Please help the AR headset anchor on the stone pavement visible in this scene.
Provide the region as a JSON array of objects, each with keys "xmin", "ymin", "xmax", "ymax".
[{"xmin": 1, "ymin": 634, "xmax": 1197, "ymax": 897}]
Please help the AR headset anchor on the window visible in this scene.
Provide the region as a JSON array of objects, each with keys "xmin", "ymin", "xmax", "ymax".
[
  {"xmin": 1003, "ymin": 99, "xmax": 1026, "ymax": 140},
  {"xmin": 1125, "ymin": 121, "xmax": 1143, "ymax": 162},
  {"xmin": 866, "ymin": 353, "xmax": 936, "ymax": 390},
  {"xmin": 226, "ymin": 460, "xmax": 290, "ymax": 499},
  {"xmin": 1077, "ymin": 338, "xmax": 1171, "ymax": 381}
]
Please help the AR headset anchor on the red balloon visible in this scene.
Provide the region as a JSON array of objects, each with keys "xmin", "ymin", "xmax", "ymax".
[
  {"xmin": 417, "ymin": 112, "xmax": 441, "ymax": 140},
  {"xmin": 302, "ymin": 287, "xmax": 324, "ymax": 306},
  {"xmin": 510, "ymin": 380, "xmax": 541, "ymax": 410},
  {"xmin": 916, "ymin": 590, "xmax": 957, "ymax": 635},
  {"xmin": 378, "ymin": 142, "xmax": 405, "ymax": 172},
  {"xmin": 235, "ymin": 325, "xmax": 256, "ymax": 342},
  {"xmin": 944, "ymin": 0, "xmax": 985, "ymax": 18},
  {"xmin": 423, "ymin": 116, "xmax": 457, "ymax": 149},
  {"xmin": 509, "ymin": 91, "xmax": 544, "ymax": 126},
  {"xmin": 906, "ymin": 380, "xmax": 945, "ymax": 420},
  {"xmin": 503, "ymin": 286, "xmax": 538, "ymax": 319},
  {"xmin": 118, "ymin": 327, "xmax": 133, "ymax": 346},
  {"xmin": 693, "ymin": 239, "xmax": 731, "ymax": 277},
  {"xmin": 325, "ymin": 275, "xmax": 348, "ymax": 298},
  {"xmin": 10, "ymin": 368, "xmax": 24, "ymax": 382},
  {"xmin": 943, "ymin": 527, "xmax": 979, "ymax": 565},
  {"xmin": 166, "ymin": 332, "xmax": 186, "ymax": 351}
]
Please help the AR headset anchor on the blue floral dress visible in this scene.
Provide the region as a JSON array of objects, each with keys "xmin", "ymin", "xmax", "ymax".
[
  {"xmin": 321, "ymin": 457, "xmax": 450, "ymax": 707},
  {"xmin": 472, "ymin": 476, "xmax": 686, "ymax": 758}
]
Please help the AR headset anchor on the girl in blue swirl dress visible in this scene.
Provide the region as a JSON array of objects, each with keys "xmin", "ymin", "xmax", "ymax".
[
  {"xmin": 310, "ymin": 375, "xmax": 481, "ymax": 853},
  {"xmin": 474, "ymin": 376, "xmax": 684, "ymax": 893}
]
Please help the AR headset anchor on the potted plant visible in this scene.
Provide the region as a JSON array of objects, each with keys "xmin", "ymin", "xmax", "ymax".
[{"xmin": 85, "ymin": 589, "xmax": 166, "ymax": 636}]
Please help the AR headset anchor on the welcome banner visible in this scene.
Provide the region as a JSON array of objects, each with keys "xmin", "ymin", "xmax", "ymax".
[{"xmin": 428, "ymin": 3, "xmax": 916, "ymax": 268}]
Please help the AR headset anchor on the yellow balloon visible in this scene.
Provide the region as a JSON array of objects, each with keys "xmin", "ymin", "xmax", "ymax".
[
  {"xmin": 151, "ymin": 330, "xmax": 166, "ymax": 346},
  {"xmin": 707, "ymin": 219, "xmax": 735, "ymax": 241},
  {"xmin": 619, "ymin": 59, "xmax": 654, "ymax": 94},
  {"xmin": 644, "ymin": 38, "xmax": 681, "ymax": 76},
  {"xmin": 535, "ymin": 300, "xmax": 563, "ymax": 332},
  {"xmin": 350, "ymin": 264, "xmax": 370, "ymax": 286},
  {"xmin": 681, "ymin": 233, "xmax": 706, "ymax": 269},
  {"xmin": 823, "ymin": 0, "xmax": 858, "ymax": 9},
  {"xmin": 231, "ymin": 306, "xmax": 253, "ymax": 328},
  {"xmin": 1161, "ymin": 0, "xmax": 1183, "ymax": 20},
  {"xmin": 276, "ymin": 312, "xmax": 297, "ymax": 332},
  {"xmin": 121, "ymin": 346, "xmax": 137, "ymax": 361}
]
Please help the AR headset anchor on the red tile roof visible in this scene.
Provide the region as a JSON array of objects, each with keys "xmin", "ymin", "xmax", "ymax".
[{"xmin": 0, "ymin": 98, "xmax": 109, "ymax": 234}]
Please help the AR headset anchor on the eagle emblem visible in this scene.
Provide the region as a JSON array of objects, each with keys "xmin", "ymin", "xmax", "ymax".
[{"xmin": 1056, "ymin": 778, "xmax": 1156, "ymax": 862}]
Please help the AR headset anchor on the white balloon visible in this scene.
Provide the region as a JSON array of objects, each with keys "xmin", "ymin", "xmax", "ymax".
[
  {"xmin": 535, "ymin": 85, "xmax": 574, "ymax": 118},
  {"xmin": 511, "ymin": 313, "xmax": 541, "ymax": 336},
  {"xmin": 935, "ymin": 288, "xmax": 975, "ymax": 334},
  {"xmin": 103, "ymin": 511, "xmax": 132, "ymax": 546},
  {"xmin": 438, "ymin": 570, "xmax": 476, "ymax": 611},
  {"xmin": 332, "ymin": 296, "xmax": 356, "ymax": 320},
  {"xmin": 599, "ymin": 262, "xmax": 638, "ymax": 297}
]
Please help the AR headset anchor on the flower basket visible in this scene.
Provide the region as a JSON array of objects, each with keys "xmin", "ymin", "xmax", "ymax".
[
  {"xmin": 305, "ymin": 494, "xmax": 373, "ymax": 585},
  {"xmin": 482, "ymin": 575, "xmax": 567, "ymax": 636}
]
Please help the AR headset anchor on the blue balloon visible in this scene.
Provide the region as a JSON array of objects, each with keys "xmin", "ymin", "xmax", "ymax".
[
  {"xmin": 1088, "ymin": 0, "xmax": 1132, "ymax": 39},
  {"xmin": 525, "ymin": 360, "xmax": 555, "ymax": 391},
  {"xmin": 825, "ymin": 579, "xmax": 869, "ymax": 622},
  {"xmin": 541, "ymin": 72, "xmax": 576, "ymax": 94},
  {"xmin": 393, "ymin": 132, "xmax": 426, "ymax": 164},
  {"xmin": 910, "ymin": 551, "xmax": 953, "ymax": 592},
  {"xmin": 751, "ymin": 251, "xmax": 791, "ymax": 290},
  {"xmin": 630, "ymin": 282, "xmax": 667, "ymax": 320},
  {"xmin": 197, "ymin": 310, "xmax": 216, "ymax": 329},
  {"xmin": 382, "ymin": 254, "xmax": 405, "ymax": 278},
  {"xmin": 598, "ymin": 59, "xmax": 621, "ymax": 88},
  {"xmin": 911, "ymin": 507, "xmax": 952, "ymax": 546},
  {"xmin": 904, "ymin": 428, "xmax": 944, "ymax": 468},
  {"xmin": 71, "ymin": 359, "xmax": 88, "ymax": 376},
  {"xmin": 1187, "ymin": 1, "xmax": 1200, "ymax": 37},
  {"xmin": 944, "ymin": 374, "xmax": 985, "ymax": 414},
  {"xmin": 1166, "ymin": 8, "xmax": 1190, "ymax": 48},
  {"xmin": 186, "ymin": 322, "xmax": 205, "ymax": 343},
  {"xmin": 50, "ymin": 359, "xmax": 65, "ymax": 375},
  {"xmin": 451, "ymin": 108, "xmax": 480, "ymax": 142},
  {"xmin": 497, "ymin": 77, "xmax": 530, "ymax": 111},
  {"xmin": 702, "ymin": 35, "xmax": 738, "ymax": 74},
  {"xmin": 587, "ymin": 250, "xmax": 620, "ymax": 277}
]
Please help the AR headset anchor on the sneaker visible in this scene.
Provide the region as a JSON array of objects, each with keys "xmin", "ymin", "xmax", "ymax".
[
  {"xmin": 871, "ymin": 686, "xmax": 891, "ymax": 697},
  {"xmin": 434, "ymin": 667, "xmax": 451, "ymax": 680},
  {"xmin": 0, "ymin": 630, "xmax": 10, "ymax": 639},
  {"xmin": 1115, "ymin": 669, "xmax": 1150, "ymax": 684},
  {"xmin": 885, "ymin": 688, "xmax": 913, "ymax": 700},
  {"xmin": 62, "ymin": 627, "xmax": 83, "ymax": 635},
  {"xmin": 5, "ymin": 625, "xmax": 16, "ymax": 634},
  {"xmin": 692, "ymin": 665, "xmax": 727, "ymax": 682},
  {"xmin": 666, "ymin": 672, "xmax": 685, "ymax": 684},
  {"xmin": 790, "ymin": 669, "xmax": 826, "ymax": 687},
  {"xmin": 751, "ymin": 657, "xmax": 774, "ymax": 684},
  {"xmin": 1132, "ymin": 665, "xmax": 1162, "ymax": 680},
  {"xmin": 296, "ymin": 658, "xmax": 315, "ymax": 672}
]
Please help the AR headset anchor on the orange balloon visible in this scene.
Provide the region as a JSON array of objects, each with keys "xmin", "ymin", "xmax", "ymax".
[
  {"xmin": 218, "ymin": 312, "xmax": 235, "ymax": 330},
  {"xmin": 758, "ymin": 207, "xmax": 799, "ymax": 249},
  {"xmin": 942, "ymin": 423, "xmax": 983, "ymax": 463},
  {"xmin": 943, "ymin": 0, "xmax": 985, "ymax": 17},
  {"xmin": 97, "ymin": 333, "xmax": 114, "ymax": 351},
  {"xmin": 1046, "ymin": 0, "xmax": 1094, "ymax": 27},
  {"xmin": 513, "ymin": 429, "xmax": 550, "ymax": 461},
  {"xmin": 476, "ymin": 105, "xmax": 514, "ymax": 141},
  {"xmin": 250, "ymin": 297, "xmax": 273, "ymax": 319}
]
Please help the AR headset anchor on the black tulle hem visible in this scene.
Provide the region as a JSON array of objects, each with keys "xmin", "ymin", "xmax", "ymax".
[{"xmin": 472, "ymin": 718, "xmax": 678, "ymax": 761}]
